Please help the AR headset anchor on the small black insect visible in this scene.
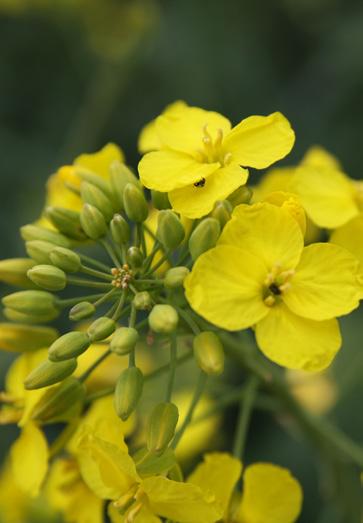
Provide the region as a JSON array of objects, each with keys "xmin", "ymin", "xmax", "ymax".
[
  {"xmin": 194, "ymin": 178, "xmax": 206, "ymax": 188},
  {"xmin": 269, "ymin": 283, "xmax": 282, "ymax": 295}
]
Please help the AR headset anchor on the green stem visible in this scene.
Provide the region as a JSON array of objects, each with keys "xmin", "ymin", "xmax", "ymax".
[
  {"xmin": 79, "ymin": 253, "xmax": 111, "ymax": 272},
  {"xmin": 112, "ymin": 290, "xmax": 127, "ymax": 322},
  {"xmin": 100, "ymin": 239, "xmax": 121, "ymax": 268},
  {"xmin": 147, "ymin": 250, "xmax": 171, "ymax": 275},
  {"xmin": 80, "ymin": 265, "xmax": 113, "ymax": 281},
  {"xmin": 128, "ymin": 304, "xmax": 137, "ymax": 367},
  {"xmin": 138, "ymin": 223, "xmax": 147, "ymax": 258},
  {"xmin": 56, "ymin": 293, "xmax": 105, "ymax": 307},
  {"xmin": 176, "ymin": 307, "xmax": 201, "ymax": 335},
  {"xmin": 233, "ymin": 376, "xmax": 259, "ymax": 459},
  {"xmin": 143, "ymin": 241, "xmax": 161, "ymax": 272},
  {"xmin": 79, "ymin": 349, "xmax": 111, "ymax": 383},
  {"xmin": 67, "ymin": 277, "xmax": 112, "ymax": 289},
  {"xmin": 166, "ymin": 333, "xmax": 178, "ymax": 402},
  {"xmin": 94, "ymin": 287, "xmax": 118, "ymax": 307}
]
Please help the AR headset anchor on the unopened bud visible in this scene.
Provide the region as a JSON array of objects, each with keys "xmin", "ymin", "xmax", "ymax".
[
  {"xmin": 0, "ymin": 258, "xmax": 36, "ymax": 288},
  {"xmin": 164, "ymin": 267, "xmax": 189, "ymax": 289},
  {"xmin": 147, "ymin": 402, "xmax": 179, "ymax": 454},
  {"xmin": 110, "ymin": 327, "xmax": 139, "ymax": 355},
  {"xmin": 110, "ymin": 161, "xmax": 141, "ymax": 210},
  {"xmin": 126, "ymin": 246, "xmax": 144, "ymax": 269},
  {"xmin": 50, "ymin": 247, "xmax": 81, "ymax": 273},
  {"xmin": 123, "ymin": 184, "xmax": 148, "ymax": 223},
  {"xmin": 20, "ymin": 224, "xmax": 71, "ymax": 248},
  {"xmin": 76, "ymin": 170, "xmax": 114, "ymax": 203},
  {"xmin": 24, "ymin": 358, "xmax": 77, "ymax": 390},
  {"xmin": 114, "ymin": 367, "xmax": 143, "ymax": 421},
  {"xmin": 2, "ymin": 290, "xmax": 57, "ymax": 316},
  {"xmin": 193, "ymin": 331, "xmax": 224, "ymax": 375},
  {"xmin": 48, "ymin": 331, "xmax": 90, "ymax": 361},
  {"xmin": 211, "ymin": 200, "xmax": 233, "ymax": 228},
  {"xmin": 156, "ymin": 210, "xmax": 185, "ymax": 249},
  {"xmin": 228, "ymin": 185, "xmax": 253, "ymax": 207},
  {"xmin": 3, "ymin": 306, "xmax": 59, "ymax": 324},
  {"xmin": 27, "ymin": 265, "xmax": 66, "ymax": 291},
  {"xmin": 148, "ymin": 304, "xmax": 178, "ymax": 334},
  {"xmin": 189, "ymin": 218, "xmax": 220, "ymax": 261},
  {"xmin": 110, "ymin": 214, "xmax": 130, "ymax": 245},
  {"xmin": 80, "ymin": 182, "xmax": 114, "ymax": 222},
  {"xmin": 0, "ymin": 323, "xmax": 58, "ymax": 352},
  {"xmin": 87, "ymin": 316, "xmax": 116, "ymax": 342},
  {"xmin": 26, "ymin": 240, "xmax": 55, "ymax": 264},
  {"xmin": 31, "ymin": 378, "xmax": 85, "ymax": 422},
  {"xmin": 45, "ymin": 206, "xmax": 86, "ymax": 241},
  {"xmin": 133, "ymin": 291, "xmax": 152, "ymax": 310},
  {"xmin": 151, "ymin": 191, "xmax": 171, "ymax": 210},
  {"xmin": 80, "ymin": 204, "xmax": 108, "ymax": 239},
  {"xmin": 69, "ymin": 301, "xmax": 96, "ymax": 321}
]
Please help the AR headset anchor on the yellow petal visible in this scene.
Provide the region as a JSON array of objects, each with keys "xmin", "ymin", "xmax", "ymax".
[
  {"xmin": 236, "ymin": 463, "xmax": 302, "ymax": 523},
  {"xmin": 138, "ymin": 150, "xmax": 219, "ymax": 192},
  {"xmin": 75, "ymin": 143, "xmax": 125, "ymax": 179},
  {"xmin": 188, "ymin": 452, "xmax": 242, "ymax": 516},
  {"xmin": 223, "ymin": 112, "xmax": 295, "ymax": 169},
  {"xmin": 185, "ymin": 245, "xmax": 269, "ymax": 331},
  {"xmin": 256, "ymin": 304, "xmax": 341, "ymax": 371},
  {"xmin": 10, "ymin": 422, "xmax": 48, "ymax": 497},
  {"xmin": 143, "ymin": 476, "xmax": 223, "ymax": 522},
  {"xmin": 301, "ymin": 145, "xmax": 341, "ymax": 170},
  {"xmin": 46, "ymin": 166, "xmax": 83, "ymax": 211},
  {"xmin": 168, "ymin": 164, "xmax": 248, "ymax": 218},
  {"xmin": 330, "ymin": 214, "xmax": 363, "ymax": 264},
  {"xmin": 284, "ymin": 243, "xmax": 360, "ymax": 320},
  {"xmin": 262, "ymin": 191, "xmax": 306, "ymax": 235},
  {"xmin": 252, "ymin": 167, "xmax": 296, "ymax": 202},
  {"xmin": 219, "ymin": 203, "xmax": 304, "ymax": 270}
]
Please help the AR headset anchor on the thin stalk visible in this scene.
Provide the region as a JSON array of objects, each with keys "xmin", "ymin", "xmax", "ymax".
[
  {"xmin": 67, "ymin": 277, "xmax": 112, "ymax": 289},
  {"xmin": 166, "ymin": 333, "xmax": 178, "ymax": 402},
  {"xmin": 143, "ymin": 241, "xmax": 161, "ymax": 272},
  {"xmin": 176, "ymin": 307, "xmax": 201, "ymax": 335},
  {"xmin": 94, "ymin": 287, "xmax": 118, "ymax": 307},
  {"xmin": 128, "ymin": 304, "xmax": 137, "ymax": 367},
  {"xmin": 138, "ymin": 223, "xmax": 147, "ymax": 258},
  {"xmin": 56, "ymin": 293, "xmax": 105, "ymax": 307},
  {"xmin": 79, "ymin": 253, "xmax": 111, "ymax": 272},
  {"xmin": 233, "ymin": 376, "xmax": 259, "ymax": 459},
  {"xmin": 100, "ymin": 239, "xmax": 121, "ymax": 268},
  {"xmin": 112, "ymin": 290, "xmax": 127, "ymax": 322},
  {"xmin": 80, "ymin": 265, "xmax": 113, "ymax": 281},
  {"xmin": 146, "ymin": 250, "xmax": 171, "ymax": 275},
  {"xmin": 79, "ymin": 349, "xmax": 111, "ymax": 383}
]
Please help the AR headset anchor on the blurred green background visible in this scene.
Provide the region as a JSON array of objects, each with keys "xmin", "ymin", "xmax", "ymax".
[{"xmin": 0, "ymin": 0, "xmax": 363, "ymax": 521}]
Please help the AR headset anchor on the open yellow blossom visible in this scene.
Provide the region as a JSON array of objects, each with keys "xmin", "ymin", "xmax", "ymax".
[
  {"xmin": 286, "ymin": 369, "xmax": 337, "ymax": 415},
  {"xmin": 330, "ymin": 213, "xmax": 363, "ymax": 265},
  {"xmin": 185, "ymin": 202, "xmax": 361, "ymax": 371},
  {"xmin": 138, "ymin": 103, "xmax": 295, "ymax": 218}
]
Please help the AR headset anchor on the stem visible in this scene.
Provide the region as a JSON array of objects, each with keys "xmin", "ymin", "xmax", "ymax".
[
  {"xmin": 166, "ymin": 333, "xmax": 178, "ymax": 402},
  {"xmin": 79, "ymin": 253, "xmax": 111, "ymax": 272},
  {"xmin": 147, "ymin": 250, "xmax": 171, "ymax": 275},
  {"xmin": 94, "ymin": 287, "xmax": 118, "ymax": 307},
  {"xmin": 100, "ymin": 239, "xmax": 121, "ymax": 268},
  {"xmin": 128, "ymin": 304, "xmax": 137, "ymax": 367},
  {"xmin": 79, "ymin": 349, "xmax": 111, "ymax": 383},
  {"xmin": 56, "ymin": 293, "xmax": 105, "ymax": 307},
  {"xmin": 138, "ymin": 223, "xmax": 147, "ymax": 258},
  {"xmin": 143, "ymin": 242, "xmax": 161, "ymax": 272},
  {"xmin": 112, "ymin": 290, "xmax": 127, "ymax": 321},
  {"xmin": 67, "ymin": 277, "xmax": 112, "ymax": 289},
  {"xmin": 176, "ymin": 307, "xmax": 201, "ymax": 335},
  {"xmin": 80, "ymin": 265, "xmax": 113, "ymax": 281},
  {"xmin": 233, "ymin": 376, "xmax": 259, "ymax": 459}
]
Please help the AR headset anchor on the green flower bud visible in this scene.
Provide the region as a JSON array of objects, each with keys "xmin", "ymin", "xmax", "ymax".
[
  {"xmin": 110, "ymin": 161, "xmax": 141, "ymax": 210},
  {"xmin": 20, "ymin": 224, "xmax": 71, "ymax": 248},
  {"xmin": 211, "ymin": 200, "xmax": 233, "ymax": 228},
  {"xmin": 2, "ymin": 290, "xmax": 57, "ymax": 316},
  {"xmin": 69, "ymin": 301, "xmax": 96, "ymax": 321},
  {"xmin": 228, "ymin": 185, "xmax": 253, "ymax": 207},
  {"xmin": 189, "ymin": 218, "xmax": 220, "ymax": 261},
  {"xmin": 0, "ymin": 323, "xmax": 58, "ymax": 352},
  {"xmin": 49, "ymin": 247, "xmax": 81, "ymax": 273},
  {"xmin": 31, "ymin": 377, "xmax": 86, "ymax": 423},
  {"xmin": 148, "ymin": 304, "xmax": 178, "ymax": 334},
  {"xmin": 110, "ymin": 327, "xmax": 139, "ymax": 355},
  {"xmin": 76, "ymin": 170, "xmax": 117, "ymax": 210},
  {"xmin": 151, "ymin": 191, "xmax": 171, "ymax": 210},
  {"xmin": 48, "ymin": 331, "xmax": 90, "ymax": 361},
  {"xmin": 0, "ymin": 258, "xmax": 36, "ymax": 288},
  {"xmin": 45, "ymin": 206, "xmax": 86, "ymax": 241},
  {"xmin": 156, "ymin": 210, "xmax": 185, "ymax": 249},
  {"xmin": 164, "ymin": 266, "xmax": 189, "ymax": 289},
  {"xmin": 24, "ymin": 358, "xmax": 77, "ymax": 390},
  {"xmin": 87, "ymin": 316, "xmax": 116, "ymax": 342},
  {"xmin": 114, "ymin": 367, "xmax": 143, "ymax": 421},
  {"xmin": 193, "ymin": 331, "xmax": 224, "ymax": 376},
  {"xmin": 80, "ymin": 204, "xmax": 108, "ymax": 239},
  {"xmin": 27, "ymin": 265, "xmax": 66, "ymax": 291},
  {"xmin": 80, "ymin": 182, "xmax": 114, "ymax": 222},
  {"xmin": 3, "ymin": 307, "xmax": 60, "ymax": 324},
  {"xmin": 135, "ymin": 447, "xmax": 176, "ymax": 477},
  {"xmin": 123, "ymin": 183, "xmax": 148, "ymax": 223},
  {"xmin": 126, "ymin": 246, "xmax": 144, "ymax": 269},
  {"xmin": 26, "ymin": 240, "xmax": 55, "ymax": 264},
  {"xmin": 147, "ymin": 402, "xmax": 179, "ymax": 455},
  {"xmin": 133, "ymin": 291, "xmax": 152, "ymax": 310},
  {"xmin": 110, "ymin": 214, "xmax": 130, "ymax": 245}
]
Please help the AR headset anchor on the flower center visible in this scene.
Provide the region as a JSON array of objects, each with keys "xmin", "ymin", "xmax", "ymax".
[
  {"xmin": 194, "ymin": 125, "xmax": 232, "ymax": 168},
  {"xmin": 111, "ymin": 264, "xmax": 133, "ymax": 289},
  {"xmin": 114, "ymin": 484, "xmax": 148, "ymax": 523},
  {"xmin": 263, "ymin": 262, "xmax": 295, "ymax": 307}
]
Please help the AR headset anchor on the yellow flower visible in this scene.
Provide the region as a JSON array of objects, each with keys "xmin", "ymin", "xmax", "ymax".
[
  {"xmin": 330, "ymin": 213, "xmax": 363, "ymax": 265},
  {"xmin": 286, "ymin": 369, "xmax": 337, "ymax": 415},
  {"xmin": 138, "ymin": 103, "xmax": 295, "ymax": 218},
  {"xmin": 185, "ymin": 202, "xmax": 361, "ymax": 371}
]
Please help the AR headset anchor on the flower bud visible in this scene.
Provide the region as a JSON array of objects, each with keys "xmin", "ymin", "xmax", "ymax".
[
  {"xmin": 193, "ymin": 331, "xmax": 224, "ymax": 375},
  {"xmin": 80, "ymin": 204, "xmax": 108, "ymax": 239},
  {"xmin": 0, "ymin": 258, "xmax": 36, "ymax": 288},
  {"xmin": 114, "ymin": 367, "xmax": 143, "ymax": 421},
  {"xmin": 2, "ymin": 290, "xmax": 57, "ymax": 316},
  {"xmin": 228, "ymin": 185, "xmax": 253, "ymax": 207},
  {"xmin": 31, "ymin": 378, "xmax": 86, "ymax": 423},
  {"xmin": 3, "ymin": 306, "xmax": 59, "ymax": 324},
  {"xmin": 26, "ymin": 240, "xmax": 55, "ymax": 264},
  {"xmin": 148, "ymin": 304, "xmax": 178, "ymax": 334},
  {"xmin": 189, "ymin": 218, "xmax": 220, "ymax": 261},
  {"xmin": 110, "ymin": 327, "xmax": 139, "ymax": 355},
  {"xmin": 80, "ymin": 182, "xmax": 114, "ymax": 222},
  {"xmin": 110, "ymin": 214, "xmax": 130, "ymax": 245},
  {"xmin": 133, "ymin": 291, "xmax": 152, "ymax": 310},
  {"xmin": 151, "ymin": 191, "xmax": 171, "ymax": 210},
  {"xmin": 0, "ymin": 323, "xmax": 58, "ymax": 352},
  {"xmin": 49, "ymin": 247, "xmax": 81, "ymax": 273},
  {"xmin": 126, "ymin": 246, "xmax": 144, "ymax": 269},
  {"xmin": 164, "ymin": 267, "xmax": 189, "ymax": 289},
  {"xmin": 45, "ymin": 206, "xmax": 86, "ymax": 241},
  {"xmin": 110, "ymin": 161, "xmax": 141, "ymax": 209},
  {"xmin": 48, "ymin": 331, "xmax": 91, "ymax": 361},
  {"xmin": 24, "ymin": 358, "xmax": 77, "ymax": 390},
  {"xmin": 77, "ymin": 170, "xmax": 114, "ymax": 203},
  {"xmin": 147, "ymin": 402, "xmax": 179, "ymax": 455},
  {"xmin": 20, "ymin": 224, "xmax": 71, "ymax": 248},
  {"xmin": 156, "ymin": 210, "xmax": 185, "ymax": 249},
  {"xmin": 87, "ymin": 316, "xmax": 116, "ymax": 342},
  {"xmin": 123, "ymin": 183, "xmax": 148, "ymax": 223},
  {"xmin": 27, "ymin": 265, "xmax": 66, "ymax": 291},
  {"xmin": 69, "ymin": 301, "xmax": 96, "ymax": 321},
  {"xmin": 211, "ymin": 200, "xmax": 233, "ymax": 228}
]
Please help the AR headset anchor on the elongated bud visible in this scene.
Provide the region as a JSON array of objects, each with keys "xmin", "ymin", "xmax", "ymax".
[
  {"xmin": 189, "ymin": 218, "xmax": 220, "ymax": 261},
  {"xmin": 26, "ymin": 240, "xmax": 55, "ymax": 264},
  {"xmin": 148, "ymin": 304, "xmax": 178, "ymax": 334},
  {"xmin": 76, "ymin": 170, "xmax": 114, "ymax": 202},
  {"xmin": 69, "ymin": 301, "xmax": 96, "ymax": 321},
  {"xmin": 133, "ymin": 291, "xmax": 152, "ymax": 310},
  {"xmin": 211, "ymin": 200, "xmax": 233, "ymax": 228},
  {"xmin": 87, "ymin": 316, "xmax": 116, "ymax": 342},
  {"xmin": 31, "ymin": 378, "xmax": 85, "ymax": 423},
  {"xmin": 164, "ymin": 266, "xmax": 189, "ymax": 289},
  {"xmin": 156, "ymin": 210, "xmax": 185, "ymax": 249},
  {"xmin": 27, "ymin": 265, "xmax": 66, "ymax": 291},
  {"xmin": 20, "ymin": 224, "xmax": 71, "ymax": 248},
  {"xmin": 228, "ymin": 185, "xmax": 253, "ymax": 207},
  {"xmin": 110, "ymin": 161, "xmax": 141, "ymax": 209},
  {"xmin": 147, "ymin": 402, "xmax": 179, "ymax": 455},
  {"xmin": 50, "ymin": 247, "xmax": 81, "ymax": 273},
  {"xmin": 24, "ymin": 358, "xmax": 77, "ymax": 390},
  {"xmin": 2, "ymin": 290, "xmax": 57, "ymax": 316},
  {"xmin": 126, "ymin": 246, "xmax": 144, "ymax": 269},
  {"xmin": 80, "ymin": 204, "xmax": 108, "ymax": 239},
  {"xmin": 48, "ymin": 331, "xmax": 90, "ymax": 361},
  {"xmin": 110, "ymin": 327, "xmax": 139, "ymax": 355},
  {"xmin": 45, "ymin": 206, "xmax": 86, "ymax": 241},
  {"xmin": 114, "ymin": 367, "xmax": 143, "ymax": 421},
  {"xmin": 135, "ymin": 447, "xmax": 176, "ymax": 477},
  {"xmin": 193, "ymin": 331, "xmax": 224, "ymax": 375},
  {"xmin": 151, "ymin": 191, "xmax": 171, "ymax": 210},
  {"xmin": 4, "ymin": 306, "xmax": 60, "ymax": 324},
  {"xmin": 0, "ymin": 258, "xmax": 36, "ymax": 288},
  {"xmin": 0, "ymin": 323, "xmax": 58, "ymax": 352},
  {"xmin": 110, "ymin": 214, "xmax": 130, "ymax": 244},
  {"xmin": 80, "ymin": 182, "xmax": 114, "ymax": 222},
  {"xmin": 123, "ymin": 183, "xmax": 148, "ymax": 223}
]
